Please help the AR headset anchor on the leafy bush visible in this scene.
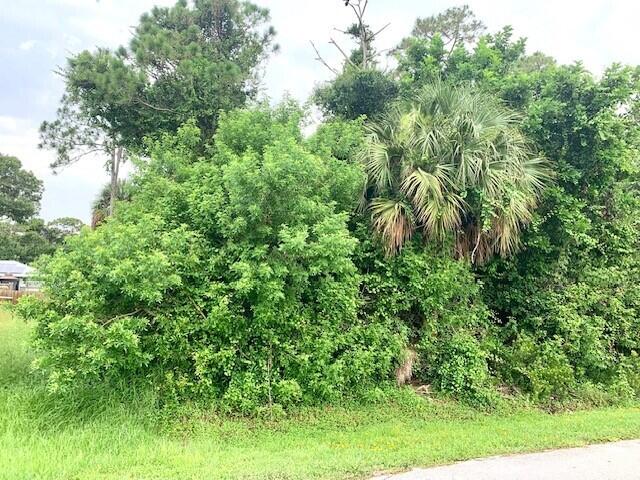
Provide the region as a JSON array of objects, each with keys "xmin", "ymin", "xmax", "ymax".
[
  {"xmin": 19, "ymin": 106, "xmax": 404, "ymax": 411},
  {"xmin": 355, "ymin": 234, "xmax": 494, "ymax": 403},
  {"xmin": 18, "ymin": 215, "xmax": 201, "ymax": 392},
  {"xmin": 495, "ymin": 265, "xmax": 640, "ymax": 402},
  {"xmin": 430, "ymin": 332, "xmax": 494, "ymax": 405}
]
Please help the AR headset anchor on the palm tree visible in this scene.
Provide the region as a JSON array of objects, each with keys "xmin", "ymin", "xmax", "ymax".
[
  {"xmin": 361, "ymin": 82, "xmax": 551, "ymax": 264},
  {"xmin": 91, "ymin": 179, "xmax": 132, "ymax": 228}
]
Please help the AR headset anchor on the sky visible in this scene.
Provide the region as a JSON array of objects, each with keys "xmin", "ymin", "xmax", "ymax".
[{"xmin": 1, "ymin": 0, "xmax": 639, "ymax": 223}]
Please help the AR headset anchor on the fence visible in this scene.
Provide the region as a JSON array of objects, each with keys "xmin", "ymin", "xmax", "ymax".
[{"xmin": 0, "ymin": 289, "xmax": 41, "ymax": 304}]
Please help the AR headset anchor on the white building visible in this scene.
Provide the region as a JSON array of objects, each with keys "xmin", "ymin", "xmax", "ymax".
[{"xmin": 0, "ymin": 261, "xmax": 37, "ymax": 291}]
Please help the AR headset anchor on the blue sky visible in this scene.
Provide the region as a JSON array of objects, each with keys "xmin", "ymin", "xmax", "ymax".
[{"xmin": 1, "ymin": 0, "xmax": 639, "ymax": 223}]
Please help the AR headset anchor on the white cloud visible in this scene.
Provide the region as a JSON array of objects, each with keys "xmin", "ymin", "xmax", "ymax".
[{"xmin": 19, "ymin": 40, "xmax": 36, "ymax": 51}]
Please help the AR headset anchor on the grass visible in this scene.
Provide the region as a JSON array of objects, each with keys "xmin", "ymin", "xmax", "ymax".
[{"xmin": 1, "ymin": 306, "xmax": 639, "ymax": 480}]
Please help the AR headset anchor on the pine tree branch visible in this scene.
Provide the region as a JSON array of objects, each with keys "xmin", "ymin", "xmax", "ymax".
[{"xmin": 135, "ymin": 97, "xmax": 175, "ymax": 113}]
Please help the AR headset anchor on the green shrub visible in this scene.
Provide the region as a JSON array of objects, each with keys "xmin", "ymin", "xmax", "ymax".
[
  {"xmin": 356, "ymin": 236, "xmax": 494, "ymax": 403},
  {"xmin": 492, "ymin": 265, "xmax": 640, "ymax": 402},
  {"xmin": 18, "ymin": 106, "xmax": 404, "ymax": 412},
  {"xmin": 427, "ymin": 332, "xmax": 494, "ymax": 405}
]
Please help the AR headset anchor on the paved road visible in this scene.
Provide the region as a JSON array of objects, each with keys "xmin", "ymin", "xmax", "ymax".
[{"xmin": 371, "ymin": 440, "xmax": 640, "ymax": 480}]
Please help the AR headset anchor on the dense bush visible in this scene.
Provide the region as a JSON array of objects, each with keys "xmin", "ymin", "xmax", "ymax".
[
  {"xmin": 354, "ymin": 231, "xmax": 494, "ymax": 404},
  {"xmin": 490, "ymin": 265, "xmax": 640, "ymax": 402},
  {"xmin": 314, "ymin": 68, "xmax": 398, "ymax": 120},
  {"xmin": 481, "ymin": 65, "xmax": 640, "ymax": 401},
  {"xmin": 19, "ymin": 107, "xmax": 405, "ymax": 412},
  {"xmin": 395, "ymin": 17, "xmax": 640, "ymax": 403}
]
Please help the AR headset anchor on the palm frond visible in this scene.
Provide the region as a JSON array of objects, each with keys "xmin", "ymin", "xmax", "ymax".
[
  {"xmin": 360, "ymin": 81, "xmax": 552, "ymax": 263},
  {"xmin": 370, "ymin": 198, "xmax": 415, "ymax": 255}
]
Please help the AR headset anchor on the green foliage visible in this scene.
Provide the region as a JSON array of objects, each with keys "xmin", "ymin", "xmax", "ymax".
[
  {"xmin": 431, "ymin": 332, "xmax": 493, "ymax": 404},
  {"xmin": 24, "ymin": 4, "xmax": 640, "ymax": 410},
  {"xmin": 40, "ymin": 0, "xmax": 277, "ymax": 176},
  {"xmin": 0, "ymin": 154, "xmax": 43, "ymax": 223},
  {"xmin": 21, "ymin": 105, "xmax": 403, "ymax": 411},
  {"xmin": 19, "ymin": 215, "xmax": 200, "ymax": 391},
  {"xmin": 395, "ymin": 8, "xmax": 640, "ymax": 403},
  {"xmin": 0, "ymin": 220, "xmax": 52, "ymax": 264},
  {"xmin": 481, "ymin": 65, "xmax": 640, "ymax": 400},
  {"xmin": 128, "ymin": 0, "xmax": 277, "ymax": 141},
  {"xmin": 355, "ymin": 231, "xmax": 492, "ymax": 403},
  {"xmin": 360, "ymin": 82, "xmax": 550, "ymax": 263},
  {"xmin": 396, "ymin": 26, "xmax": 527, "ymax": 97},
  {"xmin": 306, "ymin": 117, "xmax": 366, "ymax": 163},
  {"xmin": 314, "ymin": 68, "xmax": 398, "ymax": 120},
  {"xmin": 493, "ymin": 265, "xmax": 640, "ymax": 402},
  {"xmin": 0, "ymin": 155, "xmax": 82, "ymax": 263}
]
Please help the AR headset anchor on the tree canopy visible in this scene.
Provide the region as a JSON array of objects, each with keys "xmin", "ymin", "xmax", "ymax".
[
  {"xmin": 361, "ymin": 82, "xmax": 550, "ymax": 263},
  {"xmin": 40, "ymin": 0, "xmax": 277, "ymax": 222},
  {"xmin": 0, "ymin": 154, "xmax": 43, "ymax": 223}
]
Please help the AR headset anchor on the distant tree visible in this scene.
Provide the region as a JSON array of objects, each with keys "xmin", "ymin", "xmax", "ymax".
[
  {"xmin": 40, "ymin": 0, "xmax": 276, "ymax": 220},
  {"xmin": 400, "ymin": 5, "xmax": 485, "ymax": 53},
  {"xmin": 0, "ymin": 217, "xmax": 83, "ymax": 264},
  {"xmin": 0, "ymin": 219, "xmax": 50, "ymax": 263},
  {"xmin": 0, "ymin": 154, "xmax": 84, "ymax": 262},
  {"xmin": 516, "ymin": 51, "xmax": 556, "ymax": 73},
  {"xmin": 312, "ymin": 0, "xmax": 398, "ymax": 120},
  {"xmin": 315, "ymin": 69, "xmax": 398, "ymax": 120},
  {"xmin": 128, "ymin": 0, "xmax": 277, "ymax": 139},
  {"xmin": 45, "ymin": 217, "xmax": 85, "ymax": 244},
  {"xmin": 0, "ymin": 154, "xmax": 43, "ymax": 222}
]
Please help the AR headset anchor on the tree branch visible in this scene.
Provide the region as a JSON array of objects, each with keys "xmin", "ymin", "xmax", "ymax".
[
  {"xmin": 361, "ymin": 0, "xmax": 369, "ymax": 19},
  {"xmin": 329, "ymin": 38, "xmax": 358, "ymax": 69},
  {"xmin": 135, "ymin": 97, "xmax": 175, "ymax": 113},
  {"xmin": 69, "ymin": 148, "xmax": 107, "ymax": 163},
  {"xmin": 310, "ymin": 41, "xmax": 339, "ymax": 75},
  {"xmin": 102, "ymin": 309, "xmax": 142, "ymax": 326},
  {"xmin": 371, "ymin": 22, "xmax": 391, "ymax": 39}
]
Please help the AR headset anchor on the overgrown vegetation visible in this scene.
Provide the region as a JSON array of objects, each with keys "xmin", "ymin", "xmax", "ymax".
[
  {"xmin": 20, "ymin": 109, "xmax": 404, "ymax": 411},
  {"xmin": 2, "ymin": 307, "xmax": 640, "ymax": 480},
  {"xmin": 10, "ymin": 0, "xmax": 640, "ymax": 417}
]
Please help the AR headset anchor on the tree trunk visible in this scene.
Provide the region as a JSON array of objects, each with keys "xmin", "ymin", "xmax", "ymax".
[
  {"xmin": 108, "ymin": 146, "xmax": 123, "ymax": 217},
  {"xmin": 360, "ymin": 22, "xmax": 368, "ymax": 68}
]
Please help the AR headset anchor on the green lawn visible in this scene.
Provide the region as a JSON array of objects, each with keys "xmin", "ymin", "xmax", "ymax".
[{"xmin": 1, "ymin": 305, "xmax": 639, "ymax": 480}]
